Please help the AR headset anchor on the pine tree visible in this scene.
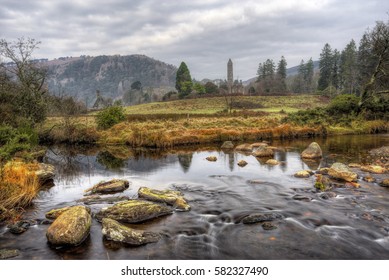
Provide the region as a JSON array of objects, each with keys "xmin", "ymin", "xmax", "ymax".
[
  {"xmin": 331, "ymin": 49, "xmax": 340, "ymax": 93},
  {"xmin": 276, "ymin": 56, "xmax": 287, "ymax": 92},
  {"xmin": 304, "ymin": 58, "xmax": 314, "ymax": 92},
  {"xmin": 175, "ymin": 62, "xmax": 192, "ymax": 98},
  {"xmin": 318, "ymin": 43, "xmax": 333, "ymax": 91},
  {"xmin": 340, "ymin": 39, "xmax": 358, "ymax": 94}
]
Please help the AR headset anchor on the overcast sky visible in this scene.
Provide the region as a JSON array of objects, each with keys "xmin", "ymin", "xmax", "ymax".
[{"xmin": 1, "ymin": 0, "xmax": 388, "ymax": 80}]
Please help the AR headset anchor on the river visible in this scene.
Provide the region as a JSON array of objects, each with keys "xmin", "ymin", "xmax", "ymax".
[{"xmin": 1, "ymin": 134, "xmax": 388, "ymax": 259}]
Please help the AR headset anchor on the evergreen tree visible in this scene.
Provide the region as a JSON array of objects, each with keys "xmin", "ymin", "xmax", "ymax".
[
  {"xmin": 175, "ymin": 62, "xmax": 192, "ymax": 98},
  {"xmin": 331, "ymin": 49, "xmax": 340, "ymax": 93},
  {"xmin": 304, "ymin": 58, "xmax": 314, "ymax": 92},
  {"xmin": 276, "ymin": 56, "xmax": 287, "ymax": 92},
  {"xmin": 318, "ymin": 43, "xmax": 333, "ymax": 91},
  {"xmin": 340, "ymin": 39, "xmax": 358, "ymax": 94}
]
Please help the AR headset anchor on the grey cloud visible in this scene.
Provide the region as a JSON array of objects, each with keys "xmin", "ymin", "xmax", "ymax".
[{"xmin": 1, "ymin": 0, "xmax": 388, "ymax": 80}]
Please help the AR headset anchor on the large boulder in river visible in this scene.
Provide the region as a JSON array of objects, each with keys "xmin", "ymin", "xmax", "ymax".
[
  {"xmin": 46, "ymin": 206, "xmax": 91, "ymax": 247},
  {"xmin": 252, "ymin": 146, "xmax": 274, "ymax": 157},
  {"xmin": 221, "ymin": 141, "xmax": 234, "ymax": 149},
  {"xmin": 102, "ymin": 218, "xmax": 160, "ymax": 245},
  {"xmin": 84, "ymin": 179, "xmax": 130, "ymax": 195},
  {"xmin": 301, "ymin": 142, "xmax": 322, "ymax": 159},
  {"xmin": 95, "ymin": 200, "xmax": 173, "ymax": 223},
  {"xmin": 328, "ymin": 162, "xmax": 358, "ymax": 182},
  {"xmin": 138, "ymin": 187, "xmax": 190, "ymax": 211}
]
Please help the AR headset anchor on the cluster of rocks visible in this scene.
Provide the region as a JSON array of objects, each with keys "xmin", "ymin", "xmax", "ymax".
[
  {"xmin": 205, "ymin": 141, "xmax": 282, "ymax": 167},
  {"xmin": 6, "ymin": 179, "xmax": 191, "ymax": 252},
  {"xmin": 293, "ymin": 142, "xmax": 388, "ymax": 198}
]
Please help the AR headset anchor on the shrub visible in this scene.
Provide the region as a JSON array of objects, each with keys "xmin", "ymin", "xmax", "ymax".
[
  {"xmin": 96, "ymin": 106, "xmax": 125, "ymax": 129},
  {"xmin": 326, "ymin": 94, "xmax": 359, "ymax": 116}
]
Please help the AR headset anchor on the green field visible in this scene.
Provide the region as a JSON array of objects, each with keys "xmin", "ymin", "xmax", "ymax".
[{"xmin": 123, "ymin": 95, "xmax": 329, "ymax": 115}]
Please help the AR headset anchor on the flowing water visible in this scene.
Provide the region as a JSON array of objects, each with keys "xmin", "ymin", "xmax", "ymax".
[{"xmin": 1, "ymin": 134, "xmax": 388, "ymax": 259}]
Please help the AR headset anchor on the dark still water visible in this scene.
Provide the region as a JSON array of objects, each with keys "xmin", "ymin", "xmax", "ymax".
[{"xmin": 1, "ymin": 134, "xmax": 388, "ymax": 259}]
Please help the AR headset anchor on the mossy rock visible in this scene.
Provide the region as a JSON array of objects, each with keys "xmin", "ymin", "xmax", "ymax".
[
  {"xmin": 45, "ymin": 206, "xmax": 72, "ymax": 220},
  {"xmin": 0, "ymin": 249, "xmax": 20, "ymax": 259},
  {"xmin": 46, "ymin": 206, "xmax": 91, "ymax": 247},
  {"xmin": 360, "ymin": 165, "xmax": 386, "ymax": 174},
  {"xmin": 328, "ymin": 162, "xmax": 358, "ymax": 182},
  {"xmin": 138, "ymin": 187, "xmax": 190, "ymax": 211},
  {"xmin": 84, "ymin": 179, "xmax": 130, "ymax": 195},
  {"xmin": 95, "ymin": 200, "xmax": 173, "ymax": 223},
  {"xmin": 102, "ymin": 218, "xmax": 160, "ymax": 245}
]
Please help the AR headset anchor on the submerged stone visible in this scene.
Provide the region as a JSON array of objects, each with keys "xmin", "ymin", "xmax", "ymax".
[
  {"xmin": 328, "ymin": 162, "xmax": 358, "ymax": 182},
  {"xmin": 46, "ymin": 206, "xmax": 91, "ymax": 247},
  {"xmin": 77, "ymin": 195, "xmax": 130, "ymax": 205},
  {"xmin": 102, "ymin": 218, "xmax": 160, "ymax": 245},
  {"xmin": 8, "ymin": 220, "xmax": 33, "ymax": 234},
  {"xmin": 242, "ymin": 213, "xmax": 283, "ymax": 224},
  {"xmin": 301, "ymin": 142, "xmax": 322, "ymax": 159},
  {"xmin": 138, "ymin": 187, "xmax": 190, "ymax": 211},
  {"xmin": 292, "ymin": 194, "xmax": 312, "ymax": 202},
  {"xmin": 0, "ymin": 249, "xmax": 20, "ymax": 259},
  {"xmin": 262, "ymin": 222, "xmax": 277, "ymax": 230},
  {"xmin": 95, "ymin": 200, "xmax": 173, "ymax": 223},
  {"xmin": 84, "ymin": 179, "xmax": 130, "ymax": 195}
]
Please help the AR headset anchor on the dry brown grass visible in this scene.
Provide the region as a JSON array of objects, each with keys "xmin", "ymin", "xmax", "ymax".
[
  {"xmin": 98, "ymin": 117, "xmax": 325, "ymax": 148},
  {"xmin": 0, "ymin": 161, "xmax": 41, "ymax": 221}
]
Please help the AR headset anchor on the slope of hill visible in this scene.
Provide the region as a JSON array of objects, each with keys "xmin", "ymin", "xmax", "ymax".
[{"xmin": 45, "ymin": 55, "xmax": 177, "ymax": 107}]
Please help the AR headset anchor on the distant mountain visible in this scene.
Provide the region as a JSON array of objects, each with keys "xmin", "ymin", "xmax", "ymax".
[
  {"xmin": 45, "ymin": 55, "xmax": 177, "ymax": 107},
  {"xmin": 286, "ymin": 60, "xmax": 320, "ymax": 76}
]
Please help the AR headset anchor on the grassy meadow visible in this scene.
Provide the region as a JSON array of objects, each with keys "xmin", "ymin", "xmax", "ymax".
[{"xmin": 40, "ymin": 95, "xmax": 330, "ymax": 146}]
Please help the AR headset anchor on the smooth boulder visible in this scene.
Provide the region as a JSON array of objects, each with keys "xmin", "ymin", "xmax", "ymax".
[
  {"xmin": 301, "ymin": 142, "xmax": 322, "ymax": 159},
  {"xmin": 266, "ymin": 159, "xmax": 279, "ymax": 165},
  {"xmin": 328, "ymin": 162, "xmax": 358, "ymax": 182},
  {"xmin": 380, "ymin": 179, "xmax": 389, "ymax": 187},
  {"xmin": 95, "ymin": 200, "xmax": 173, "ymax": 223},
  {"xmin": 138, "ymin": 187, "xmax": 190, "ymax": 211},
  {"xmin": 102, "ymin": 218, "xmax": 160, "ymax": 245},
  {"xmin": 46, "ymin": 206, "xmax": 91, "ymax": 247},
  {"xmin": 84, "ymin": 179, "xmax": 130, "ymax": 195}
]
